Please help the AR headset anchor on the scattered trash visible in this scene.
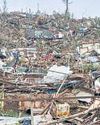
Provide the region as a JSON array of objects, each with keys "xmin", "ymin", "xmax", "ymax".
[{"xmin": 0, "ymin": 10, "xmax": 100, "ymax": 125}]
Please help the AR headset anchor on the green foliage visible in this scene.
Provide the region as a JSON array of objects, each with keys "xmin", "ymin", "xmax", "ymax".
[
  {"xmin": 0, "ymin": 109, "xmax": 19, "ymax": 117},
  {"xmin": 82, "ymin": 63, "xmax": 93, "ymax": 73},
  {"xmin": 95, "ymin": 17, "xmax": 100, "ymax": 25},
  {"xmin": 92, "ymin": 62, "xmax": 100, "ymax": 70},
  {"xmin": 82, "ymin": 63, "xmax": 100, "ymax": 73}
]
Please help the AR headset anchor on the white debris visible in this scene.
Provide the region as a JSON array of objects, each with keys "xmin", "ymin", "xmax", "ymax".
[
  {"xmin": 94, "ymin": 77, "xmax": 100, "ymax": 93},
  {"xmin": 33, "ymin": 114, "xmax": 52, "ymax": 125},
  {"xmin": 58, "ymin": 32, "xmax": 64, "ymax": 39},
  {"xmin": 0, "ymin": 117, "xmax": 19, "ymax": 125},
  {"xmin": 76, "ymin": 91, "xmax": 93, "ymax": 103},
  {"xmin": 1, "ymin": 48, "xmax": 7, "ymax": 57},
  {"xmin": 43, "ymin": 65, "xmax": 72, "ymax": 83},
  {"xmin": 0, "ymin": 60, "xmax": 5, "ymax": 69}
]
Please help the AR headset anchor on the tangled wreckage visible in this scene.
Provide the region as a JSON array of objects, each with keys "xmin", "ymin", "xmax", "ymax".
[
  {"xmin": 0, "ymin": 11, "xmax": 100, "ymax": 125},
  {"xmin": 0, "ymin": 48, "xmax": 100, "ymax": 125}
]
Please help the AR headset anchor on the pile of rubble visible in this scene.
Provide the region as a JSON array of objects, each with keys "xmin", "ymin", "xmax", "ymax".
[{"xmin": 0, "ymin": 12, "xmax": 100, "ymax": 125}]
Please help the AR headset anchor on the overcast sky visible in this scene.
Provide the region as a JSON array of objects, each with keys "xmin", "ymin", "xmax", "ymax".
[{"xmin": 0, "ymin": 0, "xmax": 100, "ymax": 18}]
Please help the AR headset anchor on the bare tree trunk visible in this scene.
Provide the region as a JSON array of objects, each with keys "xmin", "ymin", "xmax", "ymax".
[{"xmin": 65, "ymin": 0, "xmax": 69, "ymax": 18}]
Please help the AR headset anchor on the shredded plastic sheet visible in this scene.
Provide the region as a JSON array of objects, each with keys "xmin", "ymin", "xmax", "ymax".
[{"xmin": 43, "ymin": 65, "xmax": 72, "ymax": 83}]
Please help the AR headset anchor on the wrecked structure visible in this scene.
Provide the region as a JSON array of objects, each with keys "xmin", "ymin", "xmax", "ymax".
[{"xmin": 0, "ymin": 11, "xmax": 100, "ymax": 125}]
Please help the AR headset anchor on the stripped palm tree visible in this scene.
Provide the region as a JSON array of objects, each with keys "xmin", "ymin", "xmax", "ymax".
[{"xmin": 62, "ymin": 0, "xmax": 69, "ymax": 16}]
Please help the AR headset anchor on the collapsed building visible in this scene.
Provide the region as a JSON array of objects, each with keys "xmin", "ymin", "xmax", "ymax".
[{"xmin": 0, "ymin": 12, "xmax": 100, "ymax": 125}]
